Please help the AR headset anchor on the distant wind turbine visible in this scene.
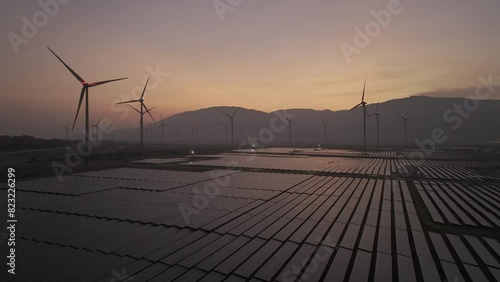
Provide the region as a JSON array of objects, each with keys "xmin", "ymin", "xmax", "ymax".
[
  {"xmin": 321, "ymin": 115, "xmax": 327, "ymax": 146},
  {"xmin": 115, "ymin": 77, "xmax": 155, "ymax": 149},
  {"xmin": 349, "ymin": 79, "xmax": 368, "ymax": 150},
  {"xmin": 157, "ymin": 114, "xmax": 169, "ymax": 144},
  {"xmin": 149, "ymin": 124, "xmax": 154, "ymax": 142},
  {"xmin": 191, "ymin": 125, "xmax": 196, "ymax": 144},
  {"xmin": 196, "ymin": 125, "xmax": 200, "ymax": 143},
  {"xmin": 90, "ymin": 118, "xmax": 102, "ymax": 141},
  {"xmin": 111, "ymin": 124, "xmax": 115, "ymax": 141},
  {"xmin": 48, "ymin": 47, "xmax": 127, "ymax": 142},
  {"xmin": 397, "ymin": 108, "xmax": 410, "ymax": 148},
  {"xmin": 368, "ymin": 98, "xmax": 381, "ymax": 149},
  {"xmin": 221, "ymin": 107, "xmax": 240, "ymax": 148},
  {"xmin": 61, "ymin": 125, "xmax": 70, "ymax": 140},
  {"xmin": 285, "ymin": 116, "xmax": 296, "ymax": 146},
  {"xmin": 256, "ymin": 124, "xmax": 261, "ymax": 138},
  {"xmin": 220, "ymin": 119, "xmax": 229, "ymax": 145}
]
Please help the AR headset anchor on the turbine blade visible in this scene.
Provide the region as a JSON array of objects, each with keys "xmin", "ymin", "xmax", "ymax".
[
  {"xmin": 47, "ymin": 47, "xmax": 85, "ymax": 84},
  {"xmin": 349, "ymin": 103, "xmax": 362, "ymax": 111},
  {"xmin": 143, "ymin": 104, "xmax": 155, "ymax": 121},
  {"xmin": 96, "ymin": 118, "xmax": 102, "ymax": 126},
  {"xmin": 221, "ymin": 111, "xmax": 231, "ymax": 118},
  {"xmin": 71, "ymin": 88, "xmax": 85, "ymax": 130},
  {"xmin": 115, "ymin": 99, "xmax": 140, "ymax": 105},
  {"xmin": 232, "ymin": 107, "xmax": 240, "ymax": 116},
  {"xmin": 89, "ymin": 77, "xmax": 127, "ymax": 87},
  {"xmin": 397, "ymin": 115, "xmax": 404, "ymax": 119},
  {"xmin": 127, "ymin": 104, "xmax": 140, "ymax": 114},
  {"xmin": 361, "ymin": 78, "xmax": 366, "ymax": 102},
  {"xmin": 140, "ymin": 76, "xmax": 150, "ymax": 100}
]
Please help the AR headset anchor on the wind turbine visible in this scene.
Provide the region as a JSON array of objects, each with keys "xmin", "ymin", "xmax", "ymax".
[
  {"xmin": 321, "ymin": 116, "xmax": 327, "ymax": 146},
  {"xmin": 397, "ymin": 108, "xmax": 409, "ymax": 148},
  {"xmin": 61, "ymin": 125, "xmax": 70, "ymax": 140},
  {"xmin": 90, "ymin": 118, "xmax": 102, "ymax": 141},
  {"xmin": 115, "ymin": 78, "xmax": 155, "ymax": 149},
  {"xmin": 157, "ymin": 114, "xmax": 169, "ymax": 144},
  {"xmin": 285, "ymin": 116, "xmax": 296, "ymax": 146},
  {"xmin": 191, "ymin": 125, "xmax": 196, "ymax": 144},
  {"xmin": 48, "ymin": 47, "xmax": 127, "ymax": 142},
  {"xmin": 256, "ymin": 123, "xmax": 261, "ymax": 137},
  {"xmin": 196, "ymin": 125, "xmax": 200, "ymax": 143},
  {"xmin": 149, "ymin": 124, "xmax": 154, "ymax": 142},
  {"xmin": 221, "ymin": 107, "xmax": 240, "ymax": 148},
  {"xmin": 220, "ymin": 119, "xmax": 229, "ymax": 145},
  {"xmin": 349, "ymin": 79, "xmax": 368, "ymax": 150},
  {"xmin": 369, "ymin": 98, "xmax": 381, "ymax": 149}
]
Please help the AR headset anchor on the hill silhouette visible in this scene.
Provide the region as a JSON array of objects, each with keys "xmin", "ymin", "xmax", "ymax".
[{"xmin": 115, "ymin": 96, "xmax": 500, "ymax": 147}]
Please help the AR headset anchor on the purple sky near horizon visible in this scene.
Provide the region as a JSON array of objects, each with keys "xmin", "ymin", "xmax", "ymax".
[{"xmin": 1, "ymin": 0, "xmax": 499, "ymax": 138}]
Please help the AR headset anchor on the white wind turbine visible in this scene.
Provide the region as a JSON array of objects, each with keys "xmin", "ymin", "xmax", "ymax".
[
  {"xmin": 48, "ymin": 47, "xmax": 127, "ymax": 142},
  {"xmin": 285, "ymin": 115, "xmax": 296, "ymax": 146},
  {"xmin": 220, "ymin": 107, "xmax": 240, "ymax": 148},
  {"xmin": 157, "ymin": 114, "xmax": 169, "ymax": 144},
  {"xmin": 368, "ymin": 98, "xmax": 381, "ymax": 149},
  {"xmin": 321, "ymin": 115, "xmax": 328, "ymax": 146},
  {"xmin": 220, "ymin": 119, "xmax": 230, "ymax": 145},
  {"xmin": 397, "ymin": 108, "xmax": 410, "ymax": 148},
  {"xmin": 90, "ymin": 118, "xmax": 102, "ymax": 141},
  {"xmin": 61, "ymin": 124, "xmax": 70, "ymax": 140},
  {"xmin": 115, "ymin": 77, "xmax": 155, "ymax": 149},
  {"xmin": 349, "ymin": 79, "xmax": 369, "ymax": 150}
]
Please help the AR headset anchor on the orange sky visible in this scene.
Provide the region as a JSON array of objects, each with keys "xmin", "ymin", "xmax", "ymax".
[{"xmin": 1, "ymin": 0, "xmax": 499, "ymax": 137}]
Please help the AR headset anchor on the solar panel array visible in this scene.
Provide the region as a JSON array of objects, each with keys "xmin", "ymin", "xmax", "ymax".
[{"xmin": 1, "ymin": 149, "xmax": 499, "ymax": 281}]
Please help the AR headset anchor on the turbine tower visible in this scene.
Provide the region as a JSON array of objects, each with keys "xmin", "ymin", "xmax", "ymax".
[
  {"xmin": 256, "ymin": 123, "xmax": 261, "ymax": 137},
  {"xmin": 221, "ymin": 108, "xmax": 240, "ymax": 148},
  {"xmin": 321, "ymin": 116, "xmax": 327, "ymax": 146},
  {"xmin": 115, "ymin": 78, "xmax": 155, "ymax": 149},
  {"xmin": 369, "ymin": 98, "xmax": 381, "ymax": 149},
  {"xmin": 398, "ymin": 108, "xmax": 409, "ymax": 148},
  {"xmin": 285, "ymin": 116, "xmax": 295, "ymax": 146},
  {"xmin": 349, "ymin": 79, "xmax": 368, "ymax": 150},
  {"xmin": 48, "ymin": 47, "xmax": 127, "ymax": 142}
]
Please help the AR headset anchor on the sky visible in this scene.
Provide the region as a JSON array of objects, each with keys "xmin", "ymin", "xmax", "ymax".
[{"xmin": 1, "ymin": 0, "xmax": 499, "ymax": 138}]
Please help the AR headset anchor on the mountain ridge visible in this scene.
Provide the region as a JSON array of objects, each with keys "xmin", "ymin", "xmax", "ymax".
[{"xmin": 115, "ymin": 96, "xmax": 500, "ymax": 146}]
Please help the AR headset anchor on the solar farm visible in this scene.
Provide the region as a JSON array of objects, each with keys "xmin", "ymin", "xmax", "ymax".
[{"xmin": 1, "ymin": 148, "xmax": 500, "ymax": 281}]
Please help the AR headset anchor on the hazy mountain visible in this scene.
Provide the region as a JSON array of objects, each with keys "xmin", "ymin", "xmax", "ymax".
[{"xmin": 116, "ymin": 96, "xmax": 500, "ymax": 147}]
